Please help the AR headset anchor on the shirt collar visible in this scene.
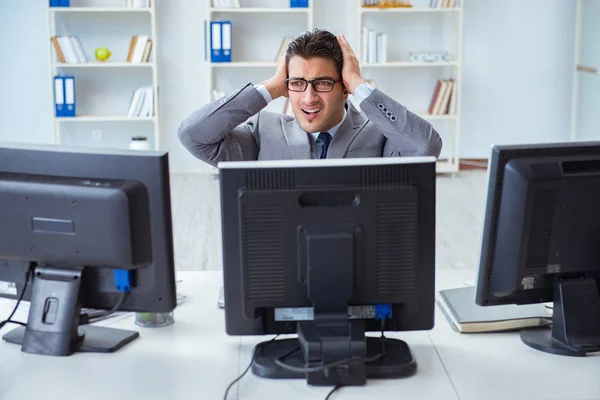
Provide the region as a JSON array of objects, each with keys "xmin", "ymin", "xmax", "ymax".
[{"xmin": 306, "ymin": 107, "xmax": 347, "ymax": 143}]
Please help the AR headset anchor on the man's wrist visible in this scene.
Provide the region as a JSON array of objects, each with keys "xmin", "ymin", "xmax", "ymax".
[
  {"xmin": 262, "ymin": 79, "xmax": 285, "ymax": 100},
  {"xmin": 348, "ymin": 77, "xmax": 366, "ymax": 95},
  {"xmin": 254, "ymin": 83, "xmax": 273, "ymax": 103}
]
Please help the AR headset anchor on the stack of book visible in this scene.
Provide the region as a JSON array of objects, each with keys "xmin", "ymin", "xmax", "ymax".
[
  {"xmin": 429, "ymin": 0, "xmax": 458, "ymax": 8},
  {"xmin": 361, "ymin": 28, "xmax": 387, "ymax": 64},
  {"xmin": 428, "ymin": 79, "xmax": 457, "ymax": 115},
  {"xmin": 274, "ymin": 37, "xmax": 293, "ymax": 61},
  {"xmin": 51, "ymin": 36, "xmax": 87, "ymax": 63},
  {"xmin": 126, "ymin": 0, "xmax": 152, "ymax": 7},
  {"xmin": 211, "ymin": 0, "xmax": 241, "ymax": 7},
  {"xmin": 127, "ymin": 87, "xmax": 154, "ymax": 118},
  {"xmin": 126, "ymin": 36, "xmax": 153, "ymax": 63}
]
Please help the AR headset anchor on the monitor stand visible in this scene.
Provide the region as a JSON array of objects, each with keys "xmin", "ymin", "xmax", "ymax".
[
  {"xmin": 521, "ymin": 277, "xmax": 600, "ymax": 357},
  {"xmin": 252, "ymin": 227, "xmax": 416, "ymax": 386},
  {"xmin": 2, "ymin": 265, "xmax": 139, "ymax": 356}
]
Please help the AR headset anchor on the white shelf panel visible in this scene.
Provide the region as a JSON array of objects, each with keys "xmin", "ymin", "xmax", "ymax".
[
  {"xmin": 360, "ymin": 7, "xmax": 460, "ymax": 13},
  {"xmin": 362, "ymin": 61, "xmax": 459, "ymax": 68},
  {"xmin": 52, "ymin": 62, "xmax": 155, "ymax": 68},
  {"xmin": 210, "ymin": 62, "xmax": 277, "ymax": 68},
  {"xmin": 209, "ymin": 8, "xmax": 310, "ymax": 13},
  {"xmin": 49, "ymin": 7, "xmax": 153, "ymax": 13},
  {"xmin": 56, "ymin": 115, "xmax": 156, "ymax": 122}
]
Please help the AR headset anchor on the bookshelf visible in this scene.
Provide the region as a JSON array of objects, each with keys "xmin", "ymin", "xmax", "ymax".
[
  {"xmin": 206, "ymin": 0, "xmax": 314, "ymax": 114},
  {"xmin": 48, "ymin": 1, "xmax": 160, "ymax": 150},
  {"xmin": 358, "ymin": 0, "xmax": 463, "ymax": 173}
]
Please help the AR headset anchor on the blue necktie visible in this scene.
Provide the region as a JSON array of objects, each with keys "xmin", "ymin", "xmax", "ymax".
[{"xmin": 318, "ymin": 132, "xmax": 332, "ymax": 159}]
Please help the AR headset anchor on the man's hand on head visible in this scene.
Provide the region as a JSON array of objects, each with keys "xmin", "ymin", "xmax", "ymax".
[
  {"xmin": 262, "ymin": 54, "xmax": 289, "ymax": 100},
  {"xmin": 337, "ymin": 34, "xmax": 366, "ymax": 95}
]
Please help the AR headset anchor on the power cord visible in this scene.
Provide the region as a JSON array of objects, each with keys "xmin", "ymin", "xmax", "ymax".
[
  {"xmin": 222, "ymin": 334, "xmax": 280, "ymax": 400},
  {"xmin": 0, "ymin": 262, "xmax": 35, "ymax": 330},
  {"xmin": 325, "ymin": 385, "xmax": 342, "ymax": 400}
]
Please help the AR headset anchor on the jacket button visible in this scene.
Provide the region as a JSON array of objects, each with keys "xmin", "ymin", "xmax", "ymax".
[
  {"xmin": 390, "ymin": 115, "xmax": 397, "ymax": 122},
  {"xmin": 378, "ymin": 103, "xmax": 384, "ymax": 109}
]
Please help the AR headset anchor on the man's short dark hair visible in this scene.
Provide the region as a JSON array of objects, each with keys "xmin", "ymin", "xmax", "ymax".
[{"xmin": 286, "ymin": 29, "xmax": 343, "ymax": 77}]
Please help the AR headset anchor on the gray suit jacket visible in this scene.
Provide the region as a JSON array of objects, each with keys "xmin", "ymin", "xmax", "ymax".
[{"xmin": 178, "ymin": 83, "xmax": 442, "ymax": 167}]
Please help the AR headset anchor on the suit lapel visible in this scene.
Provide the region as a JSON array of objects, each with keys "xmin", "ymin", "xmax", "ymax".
[
  {"xmin": 282, "ymin": 119, "xmax": 311, "ymax": 159},
  {"xmin": 327, "ymin": 102, "xmax": 368, "ymax": 159}
]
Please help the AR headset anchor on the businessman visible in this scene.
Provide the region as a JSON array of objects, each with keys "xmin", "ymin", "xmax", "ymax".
[{"xmin": 178, "ymin": 29, "xmax": 442, "ymax": 166}]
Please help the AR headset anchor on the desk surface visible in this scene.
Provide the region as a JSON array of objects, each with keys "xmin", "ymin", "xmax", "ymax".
[{"xmin": 1, "ymin": 270, "xmax": 599, "ymax": 400}]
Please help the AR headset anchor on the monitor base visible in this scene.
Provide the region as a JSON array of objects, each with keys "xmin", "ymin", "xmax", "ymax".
[
  {"xmin": 520, "ymin": 327, "xmax": 600, "ymax": 357},
  {"xmin": 252, "ymin": 336, "xmax": 416, "ymax": 384},
  {"xmin": 3, "ymin": 325, "xmax": 139, "ymax": 355},
  {"xmin": 520, "ymin": 277, "xmax": 600, "ymax": 357}
]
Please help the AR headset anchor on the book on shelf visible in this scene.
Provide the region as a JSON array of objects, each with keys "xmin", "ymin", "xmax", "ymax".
[
  {"xmin": 274, "ymin": 37, "xmax": 293, "ymax": 61},
  {"xmin": 127, "ymin": 87, "xmax": 154, "ymax": 118},
  {"xmin": 361, "ymin": 27, "xmax": 387, "ymax": 64},
  {"xmin": 210, "ymin": 21, "xmax": 232, "ymax": 63},
  {"xmin": 211, "ymin": 0, "xmax": 241, "ymax": 8},
  {"xmin": 49, "ymin": 0, "xmax": 70, "ymax": 7},
  {"xmin": 51, "ymin": 36, "xmax": 88, "ymax": 64},
  {"xmin": 127, "ymin": 35, "xmax": 153, "ymax": 63},
  {"xmin": 54, "ymin": 75, "xmax": 76, "ymax": 117},
  {"xmin": 290, "ymin": 0, "xmax": 309, "ymax": 7},
  {"xmin": 427, "ymin": 79, "xmax": 456, "ymax": 115},
  {"xmin": 436, "ymin": 286, "xmax": 552, "ymax": 333},
  {"xmin": 362, "ymin": 0, "xmax": 411, "ymax": 8},
  {"xmin": 429, "ymin": 0, "xmax": 458, "ymax": 8},
  {"xmin": 126, "ymin": 0, "xmax": 152, "ymax": 7}
]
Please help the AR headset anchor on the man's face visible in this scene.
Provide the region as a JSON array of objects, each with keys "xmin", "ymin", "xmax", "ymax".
[{"xmin": 287, "ymin": 56, "xmax": 348, "ymax": 134}]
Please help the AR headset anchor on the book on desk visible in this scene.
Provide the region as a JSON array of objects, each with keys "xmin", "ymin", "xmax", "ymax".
[{"xmin": 436, "ymin": 286, "xmax": 552, "ymax": 333}]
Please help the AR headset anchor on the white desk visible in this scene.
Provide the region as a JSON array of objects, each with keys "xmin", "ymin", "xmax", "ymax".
[{"xmin": 1, "ymin": 271, "xmax": 599, "ymax": 400}]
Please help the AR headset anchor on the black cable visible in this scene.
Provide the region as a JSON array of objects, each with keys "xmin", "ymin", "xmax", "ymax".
[
  {"xmin": 87, "ymin": 291, "xmax": 127, "ymax": 321},
  {"xmin": 325, "ymin": 385, "xmax": 342, "ymax": 400},
  {"xmin": 0, "ymin": 262, "xmax": 35, "ymax": 330},
  {"xmin": 275, "ymin": 320, "xmax": 388, "ymax": 374},
  {"xmin": 78, "ymin": 291, "xmax": 128, "ymax": 325},
  {"xmin": 275, "ymin": 337, "xmax": 387, "ymax": 373},
  {"xmin": 222, "ymin": 334, "xmax": 280, "ymax": 400}
]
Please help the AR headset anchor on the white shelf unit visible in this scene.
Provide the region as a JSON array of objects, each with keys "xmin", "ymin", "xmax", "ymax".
[
  {"xmin": 358, "ymin": 2, "xmax": 463, "ymax": 173},
  {"xmin": 206, "ymin": 2, "xmax": 314, "ymax": 114},
  {"xmin": 48, "ymin": 3, "xmax": 160, "ymax": 150}
]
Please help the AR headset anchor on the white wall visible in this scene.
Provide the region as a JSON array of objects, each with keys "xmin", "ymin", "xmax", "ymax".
[
  {"xmin": 0, "ymin": 0, "xmax": 577, "ymax": 171},
  {"xmin": 460, "ymin": 0, "xmax": 576, "ymax": 158}
]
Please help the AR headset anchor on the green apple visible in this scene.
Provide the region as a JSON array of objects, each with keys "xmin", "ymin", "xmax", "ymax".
[{"xmin": 95, "ymin": 47, "xmax": 112, "ymax": 62}]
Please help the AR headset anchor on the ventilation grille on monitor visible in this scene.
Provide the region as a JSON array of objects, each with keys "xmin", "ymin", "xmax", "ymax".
[
  {"xmin": 246, "ymin": 169, "xmax": 295, "ymax": 190},
  {"xmin": 530, "ymin": 163, "xmax": 561, "ymax": 181},
  {"xmin": 361, "ymin": 166, "xmax": 409, "ymax": 187},
  {"xmin": 242, "ymin": 205, "xmax": 285, "ymax": 302},
  {"xmin": 375, "ymin": 202, "xmax": 417, "ymax": 296},
  {"xmin": 525, "ymin": 189, "xmax": 557, "ymax": 269}
]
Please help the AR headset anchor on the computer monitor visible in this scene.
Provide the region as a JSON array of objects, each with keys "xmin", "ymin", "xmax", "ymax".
[
  {"xmin": 0, "ymin": 143, "xmax": 177, "ymax": 356},
  {"xmin": 475, "ymin": 142, "xmax": 600, "ymax": 357},
  {"xmin": 219, "ymin": 157, "xmax": 436, "ymax": 386}
]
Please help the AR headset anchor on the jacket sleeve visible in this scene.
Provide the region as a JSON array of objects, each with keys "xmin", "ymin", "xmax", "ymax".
[
  {"xmin": 177, "ymin": 83, "xmax": 268, "ymax": 167},
  {"xmin": 359, "ymin": 88, "xmax": 443, "ymax": 158}
]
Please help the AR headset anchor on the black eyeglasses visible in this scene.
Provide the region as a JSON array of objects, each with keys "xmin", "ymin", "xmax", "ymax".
[{"xmin": 285, "ymin": 78, "xmax": 341, "ymax": 92}]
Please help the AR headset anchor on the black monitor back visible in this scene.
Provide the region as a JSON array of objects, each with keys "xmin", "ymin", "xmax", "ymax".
[
  {"xmin": 476, "ymin": 142, "xmax": 600, "ymax": 306},
  {"xmin": 0, "ymin": 144, "xmax": 176, "ymax": 313},
  {"xmin": 219, "ymin": 158, "xmax": 436, "ymax": 336}
]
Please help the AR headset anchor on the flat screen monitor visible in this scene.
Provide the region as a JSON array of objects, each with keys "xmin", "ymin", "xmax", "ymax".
[
  {"xmin": 219, "ymin": 157, "xmax": 436, "ymax": 386},
  {"xmin": 0, "ymin": 143, "xmax": 177, "ymax": 356},
  {"xmin": 476, "ymin": 142, "xmax": 600, "ymax": 357}
]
